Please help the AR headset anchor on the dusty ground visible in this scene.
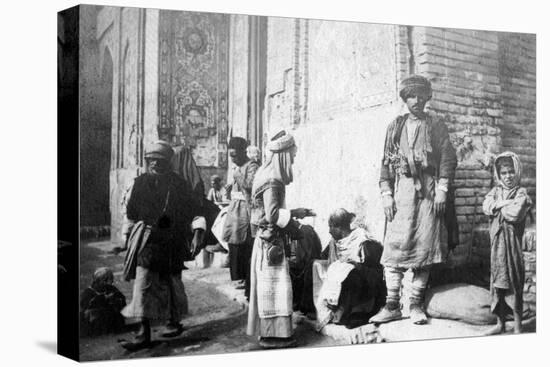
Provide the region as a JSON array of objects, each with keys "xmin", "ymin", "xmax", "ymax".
[
  {"xmin": 79, "ymin": 239, "xmax": 338, "ymax": 362},
  {"xmin": 79, "ymin": 238, "xmax": 535, "ymax": 362}
]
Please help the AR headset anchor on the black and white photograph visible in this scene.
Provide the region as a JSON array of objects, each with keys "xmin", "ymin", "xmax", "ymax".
[
  {"xmin": 54, "ymin": 2, "xmax": 542, "ymax": 362},
  {"xmin": 3, "ymin": 0, "xmax": 545, "ymax": 366}
]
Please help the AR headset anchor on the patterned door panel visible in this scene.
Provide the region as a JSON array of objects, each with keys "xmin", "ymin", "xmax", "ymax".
[{"xmin": 159, "ymin": 11, "xmax": 229, "ymax": 168}]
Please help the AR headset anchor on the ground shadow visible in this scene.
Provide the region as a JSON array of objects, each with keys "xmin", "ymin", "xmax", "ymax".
[{"xmin": 36, "ymin": 341, "xmax": 57, "ymax": 354}]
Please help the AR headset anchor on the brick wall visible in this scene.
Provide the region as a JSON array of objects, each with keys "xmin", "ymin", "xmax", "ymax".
[
  {"xmin": 398, "ymin": 27, "xmax": 536, "ymax": 268},
  {"xmin": 523, "ymin": 225, "xmax": 536, "ymax": 316},
  {"xmin": 498, "ymin": 33, "xmax": 536, "ymax": 204},
  {"xmin": 399, "ymin": 26, "xmax": 536, "ymax": 314},
  {"xmin": 396, "ymin": 26, "xmax": 537, "ymax": 315},
  {"xmin": 407, "ymin": 26, "xmax": 503, "ymax": 265}
]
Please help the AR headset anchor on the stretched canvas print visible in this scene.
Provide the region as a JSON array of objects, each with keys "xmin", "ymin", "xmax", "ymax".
[{"xmin": 57, "ymin": 4, "xmax": 537, "ymax": 362}]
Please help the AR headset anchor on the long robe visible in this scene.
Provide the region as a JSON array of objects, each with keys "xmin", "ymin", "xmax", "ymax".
[
  {"xmin": 483, "ymin": 185, "xmax": 532, "ymax": 314},
  {"xmin": 380, "ymin": 114, "xmax": 457, "ymax": 268},
  {"xmin": 121, "ymin": 172, "xmax": 203, "ymax": 321},
  {"xmin": 223, "ymin": 160, "xmax": 259, "ymax": 281},
  {"xmin": 247, "ymin": 179, "xmax": 298, "ymax": 338}
]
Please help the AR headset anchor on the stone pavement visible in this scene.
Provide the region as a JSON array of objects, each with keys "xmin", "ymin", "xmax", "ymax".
[
  {"xmin": 303, "ymin": 314, "xmax": 536, "ymax": 345},
  {"xmin": 79, "ymin": 239, "xmax": 336, "ymax": 361},
  {"xmin": 79, "ymin": 238, "xmax": 535, "ymax": 361}
]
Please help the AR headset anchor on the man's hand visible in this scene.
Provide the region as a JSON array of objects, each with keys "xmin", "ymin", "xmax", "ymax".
[
  {"xmin": 382, "ymin": 195, "xmax": 396, "ymax": 222},
  {"xmin": 434, "ymin": 189, "xmax": 447, "ymax": 216},
  {"xmin": 111, "ymin": 234, "xmax": 129, "ymax": 254},
  {"xmin": 344, "ymin": 258, "xmax": 357, "ymax": 266},
  {"xmin": 111, "ymin": 245, "xmax": 127, "ymax": 255}
]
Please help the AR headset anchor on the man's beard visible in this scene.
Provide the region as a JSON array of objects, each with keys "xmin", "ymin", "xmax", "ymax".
[
  {"xmin": 148, "ymin": 165, "xmax": 169, "ymax": 175},
  {"xmin": 150, "ymin": 169, "xmax": 167, "ymax": 175}
]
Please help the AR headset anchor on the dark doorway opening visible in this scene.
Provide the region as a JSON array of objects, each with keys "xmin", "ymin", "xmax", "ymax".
[
  {"xmin": 248, "ymin": 16, "xmax": 268, "ymax": 148},
  {"xmin": 94, "ymin": 49, "xmax": 113, "ymax": 226},
  {"xmin": 81, "ymin": 48, "xmax": 113, "ymax": 229}
]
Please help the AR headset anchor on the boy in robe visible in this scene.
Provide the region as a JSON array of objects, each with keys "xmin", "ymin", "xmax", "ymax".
[{"xmin": 482, "ymin": 152, "xmax": 532, "ymax": 335}]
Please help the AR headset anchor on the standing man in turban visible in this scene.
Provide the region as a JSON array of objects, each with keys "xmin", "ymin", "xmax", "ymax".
[
  {"xmin": 222, "ymin": 137, "xmax": 260, "ymax": 297},
  {"xmin": 370, "ymin": 75, "xmax": 458, "ymax": 325},
  {"xmin": 118, "ymin": 140, "xmax": 206, "ymax": 350},
  {"xmin": 247, "ymin": 131, "xmax": 315, "ymax": 349}
]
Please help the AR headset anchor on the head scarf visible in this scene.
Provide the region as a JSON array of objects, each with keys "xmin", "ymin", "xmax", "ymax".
[
  {"xmin": 252, "ymin": 131, "xmax": 296, "ymax": 197},
  {"xmin": 493, "ymin": 151, "xmax": 522, "ymax": 189},
  {"xmin": 399, "ymin": 74, "xmax": 433, "ymax": 101},
  {"xmin": 171, "ymin": 144, "xmax": 205, "ymax": 197}
]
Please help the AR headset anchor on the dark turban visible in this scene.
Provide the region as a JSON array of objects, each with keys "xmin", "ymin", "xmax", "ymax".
[
  {"xmin": 228, "ymin": 136, "xmax": 249, "ymax": 152},
  {"xmin": 399, "ymin": 74, "xmax": 432, "ymax": 101}
]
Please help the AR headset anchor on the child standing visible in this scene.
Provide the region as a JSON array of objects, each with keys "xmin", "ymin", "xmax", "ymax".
[
  {"xmin": 246, "ymin": 145, "xmax": 262, "ymax": 165},
  {"xmin": 207, "ymin": 175, "xmax": 226, "ymax": 207},
  {"xmin": 482, "ymin": 152, "xmax": 532, "ymax": 335}
]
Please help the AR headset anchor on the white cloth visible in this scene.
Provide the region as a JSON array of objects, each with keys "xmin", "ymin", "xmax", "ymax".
[
  {"xmin": 406, "ymin": 117, "xmax": 421, "ymax": 147},
  {"xmin": 276, "ymin": 208, "xmax": 291, "ymax": 228},
  {"xmin": 211, "ymin": 207, "xmax": 229, "ymax": 251},
  {"xmin": 327, "ymin": 228, "xmax": 371, "ymax": 264},
  {"xmin": 320, "ymin": 262, "xmax": 355, "ymax": 306},
  {"xmin": 230, "ymin": 191, "xmax": 246, "ymax": 201},
  {"xmin": 191, "ymin": 216, "xmax": 207, "ymax": 231},
  {"xmin": 313, "ymin": 228, "xmax": 372, "ymax": 328},
  {"xmin": 255, "ymin": 239, "xmax": 293, "ymax": 318}
]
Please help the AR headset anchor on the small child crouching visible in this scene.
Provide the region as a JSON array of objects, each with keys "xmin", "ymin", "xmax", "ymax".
[
  {"xmin": 482, "ymin": 152, "xmax": 532, "ymax": 335},
  {"xmin": 80, "ymin": 267, "xmax": 126, "ymax": 336}
]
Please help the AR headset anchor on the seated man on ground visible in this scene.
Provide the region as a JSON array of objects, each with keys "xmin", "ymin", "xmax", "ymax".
[{"xmin": 313, "ymin": 209, "xmax": 386, "ymax": 330}]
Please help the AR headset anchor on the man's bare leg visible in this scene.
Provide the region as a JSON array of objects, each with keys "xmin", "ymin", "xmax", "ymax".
[
  {"xmin": 137, "ymin": 319, "xmax": 151, "ymax": 341},
  {"xmin": 484, "ymin": 294, "xmax": 506, "ymax": 336},
  {"xmin": 484, "ymin": 314, "xmax": 505, "ymax": 336}
]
